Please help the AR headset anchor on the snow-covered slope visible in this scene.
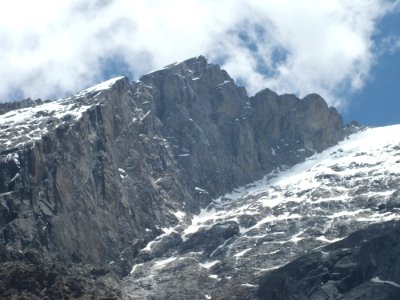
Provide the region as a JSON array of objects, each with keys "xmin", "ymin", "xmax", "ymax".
[
  {"xmin": 0, "ymin": 76, "xmax": 125, "ymax": 151},
  {"xmin": 186, "ymin": 124, "xmax": 400, "ymax": 241},
  {"xmin": 124, "ymin": 124, "xmax": 400, "ymax": 299}
]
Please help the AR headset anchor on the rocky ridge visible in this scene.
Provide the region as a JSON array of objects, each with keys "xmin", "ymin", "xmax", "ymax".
[{"xmin": 0, "ymin": 56, "xmax": 345, "ymax": 299}]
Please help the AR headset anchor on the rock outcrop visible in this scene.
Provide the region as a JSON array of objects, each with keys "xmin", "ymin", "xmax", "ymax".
[
  {"xmin": 257, "ymin": 220, "xmax": 400, "ymax": 300},
  {"xmin": 0, "ymin": 56, "xmax": 344, "ymax": 298}
]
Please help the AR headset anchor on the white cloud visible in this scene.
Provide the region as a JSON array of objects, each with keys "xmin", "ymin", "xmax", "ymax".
[{"xmin": 0, "ymin": 0, "xmax": 398, "ymax": 108}]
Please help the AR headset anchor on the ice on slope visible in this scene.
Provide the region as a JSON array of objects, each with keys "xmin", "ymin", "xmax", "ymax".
[
  {"xmin": 123, "ymin": 124, "xmax": 400, "ymax": 299},
  {"xmin": 180, "ymin": 124, "xmax": 400, "ymax": 262},
  {"xmin": 131, "ymin": 124, "xmax": 400, "ymax": 289}
]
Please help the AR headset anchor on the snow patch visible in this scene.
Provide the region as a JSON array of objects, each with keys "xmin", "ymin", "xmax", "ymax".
[
  {"xmin": 173, "ymin": 210, "xmax": 186, "ymax": 221},
  {"xmin": 161, "ymin": 227, "xmax": 176, "ymax": 235},
  {"xmin": 217, "ymin": 80, "xmax": 231, "ymax": 87},
  {"xmin": 130, "ymin": 263, "xmax": 143, "ymax": 274},
  {"xmin": 241, "ymin": 283, "xmax": 258, "ymax": 287},
  {"xmin": 195, "ymin": 187, "xmax": 209, "ymax": 194},
  {"xmin": 316, "ymin": 236, "xmax": 343, "ymax": 243},
  {"xmin": 371, "ymin": 277, "xmax": 400, "ymax": 288},
  {"xmin": 234, "ymin": 248, "xmax": 252, "ymax": 258},
  {"xmin": 0, "ymin": 100, "xmax": 92, "ymax": 150},
  {"xmin": 182, "ymin": 208, "xmax": 217, "ymax": 238},
  {"xmin": 154, "ymin": 257, "xmax": 177, "ymax": 269},
  {"xmin": 78, "ymin": 76, "xmax": 125, "ymax": 95},
  {"xmin": 199, "ymin": 260, "xmax": 220, "ymax": 269}
]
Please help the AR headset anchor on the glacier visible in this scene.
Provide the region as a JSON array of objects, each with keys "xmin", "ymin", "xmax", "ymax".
[{"xmin": 124, "ymin": 124, "xmax": 400, "ymax": 299}]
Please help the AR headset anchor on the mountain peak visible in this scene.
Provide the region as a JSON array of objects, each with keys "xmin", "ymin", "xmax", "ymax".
[
  {"xmin": 140, "ymin": 55, "xmax": 234, "ymax": 88},
  {"xmin": 77, "ymin": 76, "xmax": 128, "ymax": 96}
]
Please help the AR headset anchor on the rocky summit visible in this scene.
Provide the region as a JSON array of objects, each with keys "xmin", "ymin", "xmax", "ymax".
[{"xmin": 0, "ymin": 56, "xmax": 398, "ymax": 299}]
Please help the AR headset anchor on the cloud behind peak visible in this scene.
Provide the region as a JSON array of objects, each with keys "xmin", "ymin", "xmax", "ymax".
[{"xmin": 0, "ymin": 0, "xmax": 398, "ymax": 108}]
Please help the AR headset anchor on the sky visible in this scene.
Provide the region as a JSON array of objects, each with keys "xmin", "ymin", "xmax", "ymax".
[{"xmin": 0, "ymin": 0, "xmax": 399, "ymax": 126}]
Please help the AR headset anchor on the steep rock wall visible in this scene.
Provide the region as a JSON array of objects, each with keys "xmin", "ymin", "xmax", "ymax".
[{"xmin": 138, "ymin": 56, "xmax": 344, "ymax": 197}]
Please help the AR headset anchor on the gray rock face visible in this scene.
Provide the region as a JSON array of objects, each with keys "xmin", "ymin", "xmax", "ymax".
[
  {"xmin": 0, "ymin": 56, "xmax": 344, "ymax": 298},
  {"xmin": 1, "ymin": 76, "xmax": 192, "ymax": 269},
  {"xmin": 257, "ymin": 221, "xmax": 400, "ymax": 300},
  {"xmin": 138, "ymin": 57, "xmax": 344, "ymax": 198}
]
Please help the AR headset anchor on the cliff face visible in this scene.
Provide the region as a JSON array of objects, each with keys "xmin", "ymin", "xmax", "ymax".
[
  {"xmin": 0, "ymin": 56, "xmax": 344, "ymax": 298},
  {"xmin": 0, "ymin": 77, "xmax": 193, "ymax": 268},
  {"xmin": 137, "ymin": 57, "xmax": 343, "ymax": 197}
]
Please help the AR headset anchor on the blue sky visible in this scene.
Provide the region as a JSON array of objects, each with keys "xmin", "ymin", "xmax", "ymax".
[
  {"xmin": 0, "ymin": 0, "xmax": 399, "ymax": 127},
  {"xmin": 342, "ymin": 10, "xmax": 400, "ymax": 126}
]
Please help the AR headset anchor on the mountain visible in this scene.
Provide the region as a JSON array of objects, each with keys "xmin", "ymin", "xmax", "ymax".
[{"xmin": 0, "ymin": 56, "xmax": 397, "ymax": 299}]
